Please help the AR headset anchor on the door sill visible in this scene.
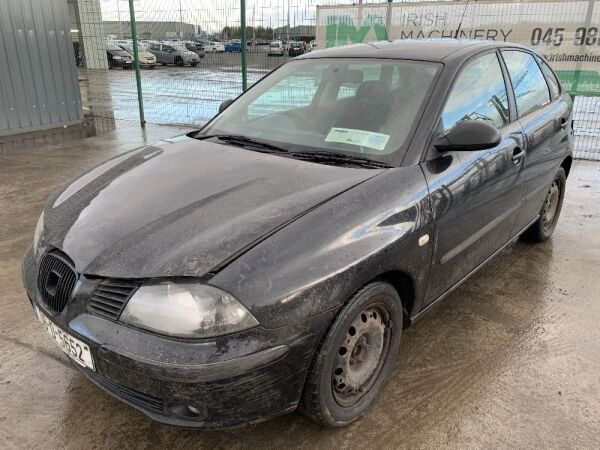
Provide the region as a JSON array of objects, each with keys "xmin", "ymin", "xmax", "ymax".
[{"xmin": 411, "ymin": 215, "xmax": 540, "ymax": 323}]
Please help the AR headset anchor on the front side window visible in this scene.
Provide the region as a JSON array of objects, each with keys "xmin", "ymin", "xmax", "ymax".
[
  {"xmin": 502, "ymin": 50, "xmax": 551, "ymax": 117},
  {"xmin": 442, "ymin": 52, "xmax": 510, "ymax": 132},
  {"xmin": 199, "ymin": 58, "xmax": 441, "ymax": 164}
]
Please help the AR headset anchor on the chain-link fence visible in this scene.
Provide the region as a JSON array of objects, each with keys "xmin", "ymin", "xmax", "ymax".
[{"xmin": 70, "ymin": 0, "xmax": 599, "ymax": 159}]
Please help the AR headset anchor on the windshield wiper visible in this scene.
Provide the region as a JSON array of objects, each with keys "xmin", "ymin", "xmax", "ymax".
[
  {"xmin": 194, "ymin": 135, "xmax": 392, "ymax": 168},
  {"xmin": 289, "ymin": 151, "xmax": 393, "ymax": 169},
  {"xmin": 194, "ymin": 134, "xmax": 289, "ymax": 154}
]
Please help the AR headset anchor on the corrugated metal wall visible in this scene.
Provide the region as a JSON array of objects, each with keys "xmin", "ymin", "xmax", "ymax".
[{"xmin": 0, "ymin": 0, "xmax": 83, "ymax": 136}]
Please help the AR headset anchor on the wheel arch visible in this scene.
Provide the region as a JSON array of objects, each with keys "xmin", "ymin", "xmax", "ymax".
[
  {"xmin": 372, "ymin": 270, "xmax": 416, "ymax": 328},
  {"xmin": 561, "ymin": 155, "xmax": 572, "ymax": 178}
]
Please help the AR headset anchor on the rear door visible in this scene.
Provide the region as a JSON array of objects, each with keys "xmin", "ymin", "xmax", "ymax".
[
  {"xmin": 500, "ymin": 50, "xmax": 572, "ymax": 233},
  {"xmin": 149, "ymin": 44, "xmax": 163, "ymax": 63},
  {"xmin": 163, "ymin": 45, "xmax": 176, "ymax": 64},
  {"xmin": 422, "ymin": 51, "xmax": 526, "ymax": 304}
]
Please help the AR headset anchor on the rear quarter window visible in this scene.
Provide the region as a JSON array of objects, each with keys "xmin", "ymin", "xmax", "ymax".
[{"xmin": 536, "ymin": 56, "xmax": 562, "ymax": 100}]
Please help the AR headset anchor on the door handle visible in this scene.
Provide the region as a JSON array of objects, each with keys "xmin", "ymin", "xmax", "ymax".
[
  {"xmin": 512, "ymin": 147, "xmax": 525, "ymax": 164},
  {"xmin": 558, "ymin": 116, "xmax": 568, "ymax": 128}
]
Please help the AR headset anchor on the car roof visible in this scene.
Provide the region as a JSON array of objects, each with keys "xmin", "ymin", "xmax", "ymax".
[{"xmin": 298, "ymin": 39, "xmax": 531, "ymax": 62}]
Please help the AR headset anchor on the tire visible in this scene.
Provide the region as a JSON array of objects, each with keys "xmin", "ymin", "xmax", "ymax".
[
  {"xmin": 191, "ymin": 62, "xmax": 198, "ymax": 67},
  {"xmin": 175, "ymin": 57, "xmax": 184, "ymax": 67},
  {"xmin": 299, "ymin": 281, "xmax": 403, "ymax": 427},
  {"xmin": 521, "ymin": 167, "xmax": 567, "ymax": 243}
]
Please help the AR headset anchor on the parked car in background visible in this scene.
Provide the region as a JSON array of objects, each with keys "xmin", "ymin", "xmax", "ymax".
[
  {"xmin": 268, "ymin": 40, "xmax": 285, "ymax": 56},
  {"xmin": 118, "ymin": 43, "xmax": 156, "ymax": 68},
  {"xmin": 288, "ymin": 41, "xmax": 305, "ymax": 57},
  {"xmin": 147, "ymin": 42, "xmax": 200, "ymax": 66},
  {"xmin": 105, "ymin": 41, "xmax": 133, "ymax": 69},
  {"xmin": 201, "ymin": 41, "xmax": 225, "ymax": 53},
  {"xmin": 184, "ymin": 42, "xmax": 205, "ymax": 58},
  {"xmin": 225, "ymin": 41, "xmax": 242, "ymax": 52}
]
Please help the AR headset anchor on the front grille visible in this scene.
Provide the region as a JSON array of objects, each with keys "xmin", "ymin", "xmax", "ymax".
[
  {"xmin": 87, "ymin": 279, "xmax": 139, "ymax": 320},
  {"xmin": 37, "ymin": 251, "xmax": 78, "ymax": 314}
]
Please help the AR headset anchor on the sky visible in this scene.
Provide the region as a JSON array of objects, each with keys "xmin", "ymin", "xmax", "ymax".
[{"xmin": 99, "ymin": 0, "xmax": 357, "ymax": 32}]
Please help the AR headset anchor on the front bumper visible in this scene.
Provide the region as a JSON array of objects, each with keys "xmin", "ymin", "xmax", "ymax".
[
  {"xmin": 22, "ymin": 247, "xmax": 331, "ymax": 428},
  {"xmin": 112, "ymin": 59, "xmax": 133, "ymax": 68}
]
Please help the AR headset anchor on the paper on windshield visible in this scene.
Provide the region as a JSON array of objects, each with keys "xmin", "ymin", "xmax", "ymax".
[{"xmin": 325, "ymin": 127, "xmax": 390, "ymax": 151}]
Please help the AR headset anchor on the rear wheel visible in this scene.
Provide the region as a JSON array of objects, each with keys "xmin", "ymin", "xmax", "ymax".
[
  {"xmin": 300, "ymin": 281, "xmax": 402, "ymax": 427},
  {"xmin": 522, "ymin": 167, "xmax": 566, "ymax": 243}
]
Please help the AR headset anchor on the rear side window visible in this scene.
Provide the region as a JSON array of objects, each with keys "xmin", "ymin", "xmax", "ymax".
[
  {"xmin": 537, "ymin": 57, "xmax": 561, "ymax": 99},
  {"xmin": 502, "ymin": 51, "xmax": 551, "ymax": 117},
  {"xmin": 442, "ymin": 52, "xmax": 510, "ymax": 132}
]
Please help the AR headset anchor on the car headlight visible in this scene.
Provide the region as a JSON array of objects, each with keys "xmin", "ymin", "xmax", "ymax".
[
  {"xmin": 120, "ymin": 283, "xmax": 259, "ymax": 338},
  {"xmin": 113, "ymin": 55, "xmax": 122, "ymax": 60},
  {"xmin": 33, "ymin": 211, "xmax": 44, "ymax": 255}
]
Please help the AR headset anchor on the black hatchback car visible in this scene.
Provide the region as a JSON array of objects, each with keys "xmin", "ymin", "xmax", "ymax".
[
  {"xmin": 23, "ymin": 40, "xmax": 572, "ymax": 428},
  {"xmin": 106, "ymin": 41, "xmax": 133, "ymax": 69},
  {"xmin": 288, "ymin": 41, "xmax": 306, "ymax": 57}
]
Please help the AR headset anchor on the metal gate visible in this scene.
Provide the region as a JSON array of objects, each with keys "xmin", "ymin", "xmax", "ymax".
[{"xmin": 70, "ymin": 0, "xmax": 599, "ymax": 160}]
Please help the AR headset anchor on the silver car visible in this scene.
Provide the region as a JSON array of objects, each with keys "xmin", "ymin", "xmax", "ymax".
[
  {"xmin": 118, "ymin": 44, "xmax": 157, "ymax": 68},
  {"xmin": 148, "ymin": 43, "xmax": 199, "ymax": 67}
]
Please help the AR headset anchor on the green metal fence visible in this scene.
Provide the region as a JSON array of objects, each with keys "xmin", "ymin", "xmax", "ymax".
[{"xmin": 71, "ymin": 0, "xmax": 599, "ymax": 159}]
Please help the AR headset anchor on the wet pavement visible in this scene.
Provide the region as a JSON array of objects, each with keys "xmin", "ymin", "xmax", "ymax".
[
  {"xmin": 1, "ymin": 128, "xmax": 599, "ymax": 449},
  {"xmin": 79, "ymin": 50, "xmax": 289, "ymax": 128}
]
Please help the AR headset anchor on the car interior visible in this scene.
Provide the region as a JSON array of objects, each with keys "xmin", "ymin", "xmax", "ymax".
[{"xmin": 235, "ymin": 62, "xmax": 439, "ymax": 157}]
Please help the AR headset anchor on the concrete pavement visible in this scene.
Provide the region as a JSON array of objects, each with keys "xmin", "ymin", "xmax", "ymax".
[{"xmin": 1, "ymin": 127, "xmax": 599, "ymax": 449}]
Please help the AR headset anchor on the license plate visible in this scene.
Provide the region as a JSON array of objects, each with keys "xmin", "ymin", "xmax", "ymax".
[{"xmin": 37, "ymin": 308, "xmax": 95, "ymax": 371}]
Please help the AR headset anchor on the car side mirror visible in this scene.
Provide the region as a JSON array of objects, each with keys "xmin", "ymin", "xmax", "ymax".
[
  {"xmin": 219, "ymin": 99, "xmax": 234, "ymax": 113},
  {"xmin": 434, "ymin": 120, "xmax": 501, "ymax": 152}
]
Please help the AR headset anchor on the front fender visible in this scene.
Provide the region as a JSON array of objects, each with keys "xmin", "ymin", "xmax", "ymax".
[{"xmin": 210, "ymin": 166, "xmax": 433, "ymax": 328}]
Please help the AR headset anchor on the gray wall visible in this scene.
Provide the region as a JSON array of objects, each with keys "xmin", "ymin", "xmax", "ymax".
[{"xmin": 0, "ymin": 0, "xmax": 83, "ymax": 136}]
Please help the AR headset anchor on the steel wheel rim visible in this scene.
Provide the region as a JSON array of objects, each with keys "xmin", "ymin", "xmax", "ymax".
[
  {"xmin": 331, "ymin": 304, "xmax": 392, "ymax": 406},
  {"xmin": 543, "ymin": 180, "xmax": 560, "ymax": 231}
]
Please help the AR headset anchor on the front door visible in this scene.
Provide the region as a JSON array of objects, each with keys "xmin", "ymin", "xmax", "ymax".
[{"xmin": 422, "ymin": 51, "xmax": 526, "ymax": 304}]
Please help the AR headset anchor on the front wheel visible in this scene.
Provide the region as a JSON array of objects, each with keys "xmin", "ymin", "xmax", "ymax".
[
  {"xmin": 522, "ymin": 167, "xmax": 567, "ymax": 243},
  {"xmin": 300, "ymin": 281, "xmax": 403, "ymax": 427}
]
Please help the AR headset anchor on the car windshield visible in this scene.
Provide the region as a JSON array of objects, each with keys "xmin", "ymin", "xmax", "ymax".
[
  {"xmin": 199, "ymin": 58, "xmax": 440, "ymax": 165},
  {"xmin": 121, "ymin": 44, "xmax": 142, "ymax": 53},
  {"xmin": 106, "ymin": 43, "xmax": 123, "ymax": 51}
]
